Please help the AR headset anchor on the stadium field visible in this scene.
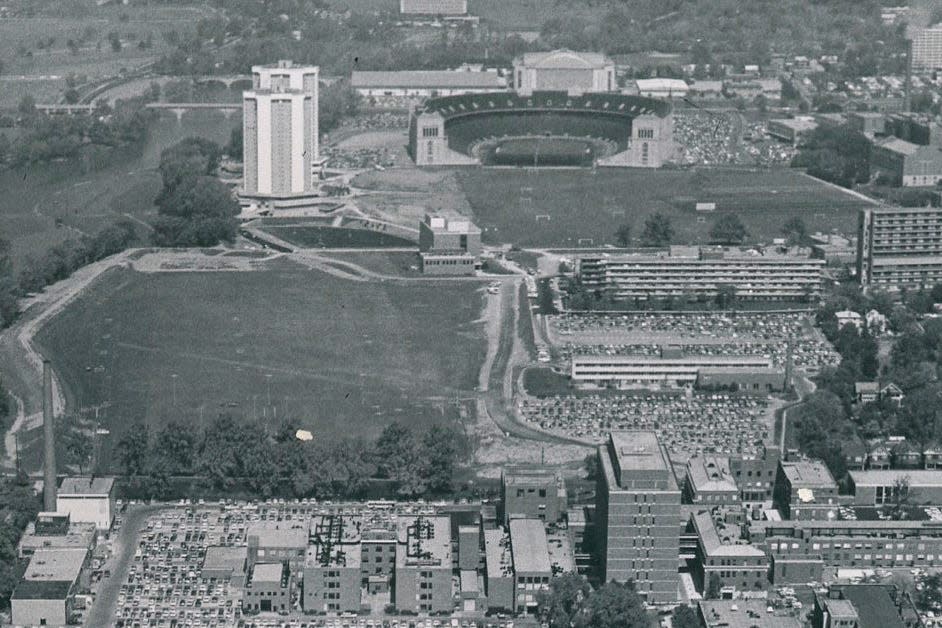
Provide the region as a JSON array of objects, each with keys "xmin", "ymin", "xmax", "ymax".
[
  {"xmin": 34, "ymin": 259, "xmax": 486, "ymax": 470},
  {"xmin": 482, "ymin": 137, "xmax": 599, "ymax": 167},
  {"xmin": 458, "ymin": 167, "xmax": 872, "ymax": 247}
]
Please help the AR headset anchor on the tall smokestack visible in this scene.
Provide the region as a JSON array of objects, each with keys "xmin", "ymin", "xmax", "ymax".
[{"xmin": 42, "ymin": 360, "xmax": 57, "ymax": 512}]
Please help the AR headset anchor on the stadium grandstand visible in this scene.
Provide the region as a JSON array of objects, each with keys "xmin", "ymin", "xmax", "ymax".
[{"xmin": 408, "ymin": 91, "xmax": 674, "ymax": 168}]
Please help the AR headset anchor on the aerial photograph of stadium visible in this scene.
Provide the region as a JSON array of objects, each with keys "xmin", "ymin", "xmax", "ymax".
[{"xmin": 0, "ymin": 0, "xmax": 942, "ymax": 626}]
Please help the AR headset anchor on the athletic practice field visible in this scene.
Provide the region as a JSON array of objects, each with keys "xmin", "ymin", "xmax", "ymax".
[{"xmin": 459, "ymin": 167, "xmax": 872, "ymax": 247}]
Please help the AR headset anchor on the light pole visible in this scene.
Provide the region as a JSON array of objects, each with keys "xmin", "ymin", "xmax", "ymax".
[{"xmin": 265, "ymin": 374, "xmax": 273, "ymax": 409}]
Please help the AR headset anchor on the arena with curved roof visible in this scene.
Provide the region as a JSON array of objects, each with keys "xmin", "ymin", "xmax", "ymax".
[{"xmin": 408, "ymin": 90, "xmax": 674, "ymax": 168}]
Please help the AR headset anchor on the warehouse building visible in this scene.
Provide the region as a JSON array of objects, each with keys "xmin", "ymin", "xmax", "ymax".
[
  {"xmin": 55, "ymin": 476, "xmax": 116, "ymax": 531},
  {"xmin": 848, "ymin": 469, "xmax": 942, "ymax": 507},
  {"xmin": 768, "ymin": 117, "xmax": 818, "ymax": 145},
  {"xmin": 243, "ymin": 562, "xmax": 292, "ymax": 614},
  {"xmin": 399, "ymin": 0, "xmax": 468, "ymax": 15},
  {"xmin": 571, "ymin": 349, "xmax": 775, "ymax": 389},
  {"xmin": 418, "ymin": 213, "xmax": 481, "ymax": 275}
]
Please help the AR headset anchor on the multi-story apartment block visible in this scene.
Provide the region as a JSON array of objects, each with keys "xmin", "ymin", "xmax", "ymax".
[{"xmin": 857, "ymin": 206, "xmax": 942, "ymax": 290}]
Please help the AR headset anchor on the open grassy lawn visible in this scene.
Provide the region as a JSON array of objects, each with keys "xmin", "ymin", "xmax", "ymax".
[
  {"xmin": 458, "ymin": 167, "xmax": 871, "ymax": 248},
  {"xmin": 33, "ymin": 259, "xmax": 486, "ymax": 470}
]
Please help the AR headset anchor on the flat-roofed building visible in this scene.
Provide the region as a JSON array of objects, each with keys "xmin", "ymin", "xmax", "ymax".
[
  {"xmin": 699, "ymin": 599, "xmax": 802, "ymax": 628},
  {"xmin": 303, "ymin": 514, "xmax": 363, "ymax": 614},
  {"xmin": 577, "ymin": 248, "xmax": 824, "ymax": 303},
  {"xmin": 501, "ymin": 465, "xmax": 568, "ymax": 524},
  {"xmin": 458, "ymin": 525, "xmax": 480, "ymax": 571},
  {"xmin": 509, "ymin": 519, "xmax": 552, "ymax": 614},
  {"xmin": 56, "ymin": 476, "xmax": 116, "ymax": 530},
  {"xmin": 399, "ymin": 0, "xmax": 467, "ymax": 15},
  {"xmin": 753, "ymin": 518, "xmax": 942, "ymax": 572},
  {"xmin": 351, "ymin": 70, "xmax": 505, "ymax": 99},
  {"xmin": 847, "ymin": 111, "xmax": 887, "ymax": 137},
  {"xmin": 684, "ymin": 456, "xmax": 740, "ymax": 506},
  {"xmin": 247, "ymin": 521, "xmax": 310, "ymax": 570},
  {"xmin": 690, "ymin": 511, "xmax": 768, "ymax": 595},
  {"xmin": 571, "ymin": 352, "xmax": 774, "ymax": 389},
  {"xmin": 768, "ymin": 117, "xmax": 818, "ymax": 145},
  {"xmin": 11, "ymin": 547, "xmax": 89, "ymax": 628},
  {"xmin": 849, "ymin": 469, "xmax": 942, "ymax": 506},
  {"xmin": 773, "ymin": 460, "xmax": 840, "ymax": 520},
  {"xmin": 513, "ymin": 50, "xmax": 615, "ymax": 96},
  {"xmin": 871, "ymin": 137, "xmax": 942, "ymax": 187},
  {"xmin": 483, "ymin": 528, "xmax": 514, "ymax": 612},
  {"xmin": 596, "ymin": 431, "xmax": 680, "ymax": 604},
  {"xmin": 857, "ymin": 206, "xmax": 942, "ymax": 290},
  {"xmin": 418, "ymin": 213, "xmax": 481, "ymax": 275},
  {"xmin": 201, "ymin": 546, "xmax": 248, "ymax": 586},
  {"xmin": 18, "ymin": 514, "xmax": 96, "ymax": 559},
  {"xmin": 243, "ymin": 562, "xmax": 291, "ymax": 614},
  {"xmin": 633, "ymin": 78, "xmax": 689, "ymax": 99},
  {"xmin": 394, "ymin": 516, "xmax": 452, "ymax": 614}
]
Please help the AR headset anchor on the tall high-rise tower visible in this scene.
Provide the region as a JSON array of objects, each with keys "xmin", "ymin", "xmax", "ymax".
[
  {"xmin": 242, "ymin": 60, "xmax": 319, "ymax": 201},
  {"xmin": 596, "ymin": 431, "xmax": 680, "ymax": 604}
]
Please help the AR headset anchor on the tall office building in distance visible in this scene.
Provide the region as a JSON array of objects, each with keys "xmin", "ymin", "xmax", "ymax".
[
  {"xmin": 242, "ymin": 60, "xmax": 319, "ymax": 207},
  {"xmin": 596, "ymin": 431, "xmax": 680, "ymax": 604},
  {"xmin": 912, "ymin": 26, "xmax": 942, "ymax": 72}
]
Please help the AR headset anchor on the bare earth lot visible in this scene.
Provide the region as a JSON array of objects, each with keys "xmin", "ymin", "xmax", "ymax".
[{"xmin": 33, "ymin": 257, "xmax": 487, "ymax": 470}]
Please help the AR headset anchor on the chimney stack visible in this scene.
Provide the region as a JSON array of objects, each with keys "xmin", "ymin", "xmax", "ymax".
[{"xmin": 42, "ymin": 360, "xmax": 57, "ymax": 512}]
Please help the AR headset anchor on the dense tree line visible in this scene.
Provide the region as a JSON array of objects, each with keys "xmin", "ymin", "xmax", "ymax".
[
  {"xmin": 17, "ymin": 220, "xmax": 139, "ymax": 295},
  {"xmin": 116, "ymin": 417, "xmax": 466, "ymax": 501},
  {"xmin": 151, "ymin": 137, "xmax": 239, "ymax": 247},
  {"xmin": 0, "ymin": 95, "xmax": 156, "ymax": 169},
  {"xmin": 0, "ymin": 476, "xmax": 41, "ymax": 611},
  {"xmin": 791, "ymin": 124, "xmax": 871, "ymax": 188}
]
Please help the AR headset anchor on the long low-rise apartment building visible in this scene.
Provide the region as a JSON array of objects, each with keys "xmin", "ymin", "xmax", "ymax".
[
  {"xmin": 571, "ymin": 351, "xmax": 777, "ymax": 388},
  {"xmin": 577, "ymin": 247, "xmax": 824, "ymax": 302}
]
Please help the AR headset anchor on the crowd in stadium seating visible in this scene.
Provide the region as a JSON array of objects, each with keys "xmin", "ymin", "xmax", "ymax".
[
  {"xmin": 519, "ymin": 392, "xmax": 771, "ymax": 457},
  {"xmin": 551, "ymin": 311, "xmax": 814, "ymax": 341},
  {"xmin": 323, "ymin": 145, "xmax": 397, "ymax": 169}
]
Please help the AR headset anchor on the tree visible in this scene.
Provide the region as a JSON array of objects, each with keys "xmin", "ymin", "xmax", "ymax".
[
  {"xmin": 782, "ymin": 217, "xmax": 808, "ymax": 246},
  {"xmin": 108, "ymin": 31, "xmax": 122, "ymax": 52},
  {"xmin": 537, "ymin": 573, "xmax": 591, "ymax": 628},
  {"xmin": 226, "ymin": 126, "xmax": 243, "ymax": 160},
  {"xmin": 152, "ymin": 177, "xmax": 239, "ymax": 247},
  {"xmin": 584, "ymin": 453, "xmax": 600, "ymax": 482},
  {"xmin": 917, "ymin": 573, "xmax": 942, "ymax": 612},
  {"xmin": 421, "ymin": 425, "xmax": 459, "ymax": 494},
  {"xmin": 576, "ymin": 580, "xmax": 648, "ymax": 628},
  {"xmin": 706, "ymin": 572, "xmax": 722, "ymax": 599},
  {"xmin": 709, "ymin": 214, "xmax": 748, "ymax": 245},
  {"xmin": 17, "ymin": 94, "xmax": 36, "ymax": 118},
  {"xmin": 614, "ymin": 224, "xmax": 631, "ymax": 247},
  {"xmin": 640, "ymin": 213, "xmax": 673, "ymax": 247},
  {"xmin": 672, "ymin": 605, "xmax": 701, "ymax": 628},
  {"xmin": 116, "ymin": 424, "xmax": 150, "ymax": 476}
]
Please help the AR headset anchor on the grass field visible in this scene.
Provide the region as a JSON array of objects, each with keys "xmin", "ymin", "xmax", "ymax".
[
  {"xmin": 34, "ymin": 259, "xmax": 486, "ymax": 470},
  {"xmin": 458, "ymin": 167, "xmax": 872, "ymax": 248}
]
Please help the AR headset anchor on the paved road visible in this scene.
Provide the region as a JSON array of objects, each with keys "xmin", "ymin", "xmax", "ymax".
[{"xmin": 85, "ymin": 505, "xmax": 161, "ymax": 627}]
